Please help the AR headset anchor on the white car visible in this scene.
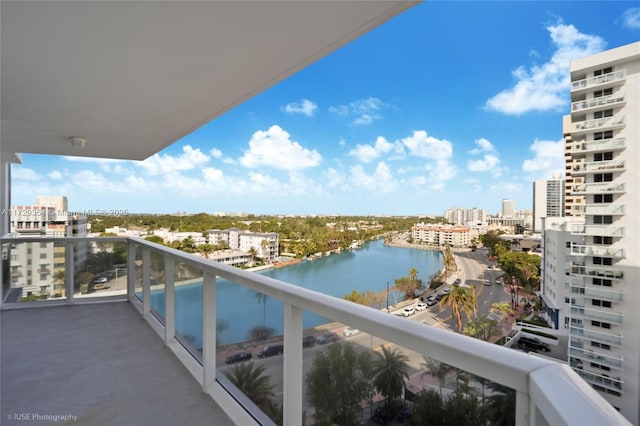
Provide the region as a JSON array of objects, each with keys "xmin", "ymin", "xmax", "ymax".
[
  {"xmin": 343, "ymin": 327, "xmax": 360, "ymax": 337},
  {"xmin": 401, "ymin": 307, "xmax": 416, "ymax": 317},
  {"xmin": 415, "ymin": 302, "xmax": 427, "ymax": 311},
  {"xmin": 442, "ymin": 288, "xmax": 451, "ymax": 294},
  {"xmin": 484, "ymin": 279, "xmax": 491, "ymax": 286},
  {"xmin": 426, "ymin": 296, "xmax": 437, "ymax": 306}
]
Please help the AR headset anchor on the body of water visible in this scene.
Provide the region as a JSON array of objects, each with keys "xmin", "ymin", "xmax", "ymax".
[{"xmin": 151, "ymin": 239, "xmax": 443, "ymax": 348}]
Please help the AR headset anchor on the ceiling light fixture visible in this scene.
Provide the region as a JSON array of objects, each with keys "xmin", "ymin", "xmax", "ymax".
[{"xmin": 69, "ymin": 137, "xmax": 87, "ymax": 149}]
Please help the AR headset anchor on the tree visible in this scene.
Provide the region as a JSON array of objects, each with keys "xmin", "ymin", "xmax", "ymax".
[
  {"xmin": 247, "ymin": 325, "xmax": 274, "ymax": 342},
  {"xmin": 421, "ymin": 357, "xmax": 451, "ymax": 398},
  {"xmin": 225, "ymin": 361, "xmax": 276, "ymax": 413},
  {"xmin": 255, "ymin": 291, "xmax": 268, "ymax": 326},
  {"xmin": 439, "ymin": 285, "xmax": 478, "ymax": 332},
  {"xmin": 372, "ymin": 346, "xmax": 410, "ymax": 407},
  {"xmin": 306, "ymin": 343, "xmax": 373, "ymax": 426},
  {"xmin": 463, "ymin": 316, "xmax": 499, "ymax": 341},
  {"xmin": 484, "ymin": 381, "xmax": 516, "ymax": 426},
  {"xmin": 408, "ymin": 267, "xmax": 418, "ymax": 282},
  {"xmin": 410, "ymin": 389, "xmax": 447, "ymax": 425}
]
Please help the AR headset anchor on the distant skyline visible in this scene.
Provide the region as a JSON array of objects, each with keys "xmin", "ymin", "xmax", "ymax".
[{"xmin": 11, "ymin": 2, "xmax": 640, "ymax": 215}]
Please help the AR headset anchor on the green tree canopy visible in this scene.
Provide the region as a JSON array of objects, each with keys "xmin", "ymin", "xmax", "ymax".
[
  {"xmin": 372, "ymin": 346, "xmax": 410, "ymax": 407},
  {"xmin": 306, "ymin": 343, "xmax": 373, "ymax": 426},
  {"xmin": 439, "ymin": 286, "xmax": 478, "ymax": 332}
]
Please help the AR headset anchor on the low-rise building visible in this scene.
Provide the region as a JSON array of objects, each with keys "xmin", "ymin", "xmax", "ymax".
[{"xmin": 411, "ymin": 224, "xmax": 470, "ymax": 247}]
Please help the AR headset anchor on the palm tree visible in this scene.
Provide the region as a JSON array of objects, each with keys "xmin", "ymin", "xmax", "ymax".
[
  {"xmin": 439, "ymin": 285, "xmax": 478, "ymax": 332},
  {"xmin": 224, "ymin": 361, "xmax": 275, "ymax": 410},
  {"xmin": 408, "ymin": 267, "xmax": 418, "ymax": 282},
  {"xmin": 421, "ymin": 357, "xmax": 451, "ymax": 398},
  {"xmin": 372, "ymin": 346, "xmax": 410, "ymax": 407}
]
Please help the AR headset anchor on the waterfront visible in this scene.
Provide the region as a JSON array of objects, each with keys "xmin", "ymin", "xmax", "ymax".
[{"xmin": 151, "ymin": 239, "xmax": 443, "ymax": 347}]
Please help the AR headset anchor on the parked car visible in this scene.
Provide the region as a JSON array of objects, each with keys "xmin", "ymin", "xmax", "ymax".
[
  {"xmin": 484, "ymin": 279, "xmax": 491, "ymax": 286},
  {"xmin": 257, "ymin": 343, "xmax": 284, "ymax": 358},
  {"xmin": 401, "ymin": 307, "xmax": 416, "ymax": 317},
  {"xmin": 225, "ymin": 350, "xmax": 252, "ymax": 364},
  {"xmin": 343, "ymin": 327, "xmax": 360, "ymax": 337},
  {"xmin": 92, "ymin": 283, "xmax": 110, "ymax": 290},
  {"xmin": 442, "ymin": 287, "xmax": 451, "ymax": 294},
  {"xmin": 302, "ymin": 335, "xmax": 316, "ymax": 348},
  {"xmin": 435, "ymin": 293, "xmax": 443, "ymax": 301},
  {"xmin": 426, "ymin": 296, "xmax": 437, "ymax": 306},
  {"xmin": 454, "ymin": 278, "xmax": 461, "ymax": 286},
  {"xmin": 518, "ymin": 336, "xmax": 550, "ymax": 352},
  {"xmin": 93, "ymin": 276, "xmax": 108, "ymax": 284},
  {"xmin": 415, "ymin": 302, "xmax": 427, "ymax": 311},
  {"xmin": 316, "ymin": 331, "xmax": 339, "ymax": 344}
]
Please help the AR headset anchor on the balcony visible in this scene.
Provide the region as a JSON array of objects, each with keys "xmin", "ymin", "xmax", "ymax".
[
  {"xmin": 571, "ymin": 137, "xmax": 625, "ymax": 154},
  {"xmin": 571, "ymin": 70, "xmax": 626, "ymax": 92},
  {"xmin": 570, "ymin": 282, "xmax": 624, "ymax": 303},
  {"xmin": 571, "ymin": 264, "xmax": 624, "ymax": 281},
  {"xmin": 0, "ymin": 236, "xmax": 628, "ymax": 426},
  {"xmin": 575, "ymin": 370, "xmax": 623, "ymax": 394},
  {"xmin": 571, "ymin": 159, "xmax": 625, "ymax": 176},
  {"xmin": 568, "ymin": 346, "xmax": 624, "ymax": 370},
  {"xmin": 570, "ymin": 224, "xmax": 624, "ymax": 237},
  {"xmin": 572, "ymin": 182, "xmax": 625, "ymax": 195},
  {"xmin": 584, "ymin": 204, "xmax": 625, "ymax": 216},
  {"xmin": 571, "ymin": 93, "xmax": 625, "ymax": 113},
  {"xmin": 570, "ymin": 306, "xmax": 624, "ymax": 324},
  {"xmin": 571, "ymin": 244, "xmax": 625, "ymax": 258},
  {"xmin": 569, "ymin": 325, "xmax": 623, "ymax": 347},
  {"xmin": 571, "ymin": 115, "xmax": 625, "ymax": 135}
]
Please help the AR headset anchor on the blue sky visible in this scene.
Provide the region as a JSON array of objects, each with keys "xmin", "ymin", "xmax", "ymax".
[{"xmin": 12, "ymin": 2, "xmax": 640, "ymax": 216}]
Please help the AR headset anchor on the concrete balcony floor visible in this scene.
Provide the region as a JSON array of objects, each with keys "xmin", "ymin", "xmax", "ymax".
[{"xmin": 1, "ymin": 301, "xmax": 233, "ymax": 426}]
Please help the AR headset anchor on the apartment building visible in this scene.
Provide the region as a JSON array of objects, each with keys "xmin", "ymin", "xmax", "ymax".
[
  {"xmin": 411, "ymin": 223, "xmax": 470, "ymax": 247},
  {"xmin": 206, "ymin": 228, "xmax": 279, "ymax": 261},
  {"xmin": 533, "ymin": 176, "xmax": 565, "ymax": 232},
  {"xmin": 8, "ymin": 196, "xmax": 87, "ymax": 298},
  {"xmin": 501, "ymin": 199, "xmax": 516, "ymax": 217},
  {"xmin": 565, "ymin": 41, "xmax": 639, "ymax": 422},
  {"xmin": 443, "ymin": 207, "xmax": 487, "ymax": 225}
]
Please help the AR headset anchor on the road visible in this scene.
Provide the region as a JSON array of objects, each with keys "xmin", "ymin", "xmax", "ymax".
[{"xmin": 219, "ymin": 247, "xmax": 513, "ymax": 415}]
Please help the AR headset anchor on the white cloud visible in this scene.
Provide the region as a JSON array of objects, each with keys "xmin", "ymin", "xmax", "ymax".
[
  {"xmin": 522, "ymin": 139, "xmax": 565, "ymax": 179},
  {"xmin": 48, "ymin": 171, "xmax": 63, "ymax": 180},
  {"xmin": 239, "ymin": 125, "xmax": 321, "ymax": 170},
  {"xmin": 620, "ymin": 7, "xmax": 640, "ymax": 30},
  {"xmin": 426, "ymin": 160, "xmax": 457, "ymax": 191},
  {"xmin": 402, "ymin": 131, "xmax": 453, "ymax": 161},
  {"xmin": 349, "ymin": 136, "xmax": 402, "ymax": 163},
  {"xmin": 140, "ymin": 145, "xmax": 210, "ymax": 176},
  {"xmin": 468, "ymin": 138, "xmax": 495, "ymax": 154},
  {"xmin": 13, "ymin": 167, "xmax": 42, "ymax": 181},
  {"xmin": 349, "ymin": 162, "xmax": 398, "ymax": 193},
  {"xmin": 210, "ymin": 148, "xmax": 223, "ymax": 159},
  {"xmin": 326, "ymin": 168, "xmax": 345, "ymax": 188},
  {"xmin": 281, "ymin": 99, "xmax": 318, "ymax": 117},
  {"xmin": 329, "ymin": 97, "xmax": 385, "ymax": 126},
  {"xmin": 486, "ymin": 22, "xmax": 605, "ymax": 115},
  {"xmin": 468, "ymin": 155, "xmax": 501, "ymax": 173}
]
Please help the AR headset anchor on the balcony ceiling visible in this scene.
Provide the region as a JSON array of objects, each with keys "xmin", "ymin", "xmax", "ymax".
[{"xmin": 1, "ymin": 1, "xmax": 418, "ymax": 162}]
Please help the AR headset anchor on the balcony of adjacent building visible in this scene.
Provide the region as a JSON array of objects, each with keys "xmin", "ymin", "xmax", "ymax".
[
  {"xmin": 571, "ymin": 159, "xmax": 625, "ymax": 176},
  {"xmin": 569, "ymin": 281, "xmax": 624, "ymax": 303},
  {"xmin": 570, "ymin": 243, "xmax": 625, "ymax": 258},
  {"xmin": 1, "ymin": 236, "xmax": 629, "ymax": 426},
  {"xmin": 569, "ymin": 325, "xmax": 623, "ymax": 347},
  {"xmin": 574, "ymin": 369, "xmax": 623, "ymax": 396},
  {"xmin": 568, "ymin": 344, "xmax": 624, "ymax": 370},
  {"xmin": 570, "ymin": 305, "xmax": 624, "ymax": 325},
  {"xmin": 571, "ymin": 182, "xmax": 625, "ymax": 195},
  {"xmin": 570, "ymin": 70, "xmax": 626, "ymax": 93},
  {"xmin": 569, "ymin": 224, "xmax": 624, "ymax": 237},
  {"xmin": 570, "ymin": 137, "xmax": 625, "ymax": 155},
  {"xmin": 571, "ymin": 115, "xmax": 625, "ymax": 136},
  {"xmin": 571, "ymin": 263, "xmax": 624, "ymax": 282},
  {"xmin": 571, "ymin": 92, "xmax": 626, "ymax": 113}
]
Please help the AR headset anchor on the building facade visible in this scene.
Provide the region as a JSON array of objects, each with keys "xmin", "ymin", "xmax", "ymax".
[
  {"xmin": 411, "ymin": 224, "xmax": 470, "ymax": 247},
  {"xmin": 206, "ymin": 228, "xmax": 279, "ymax": 261},
  {"xmin": 501, "ymin": 199, "xmax": 515, "ymax": 217},
  {"xmin": 565, "ymin": 41, "xmax": 639, "ymax": 421},
  {"xmin": 533, "ymin": 177, "xmax": 565, "ymax": 232}
]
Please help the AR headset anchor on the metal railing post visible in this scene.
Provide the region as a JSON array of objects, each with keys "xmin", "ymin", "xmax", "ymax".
[
  {"xmin": 202, "ymin": 271, "xmax": 217, "ymax": 391},
  {"xmin": 283, "ymin": 303, "xmax": 303, "ymax": 425},
  {"xmin": 127, "ymin": 240, "xmax": 136, "ymax": 303},
  {"xmin": 164, "ymin": 254, "xmax": 175, "ymax": 344},
  {"xmin": 142, "ymin": 247, "xmax": 151, "ymax": 316},
  {"xmin": 65, "ymin": 240, "xmax": 75, "ymax": 304}
]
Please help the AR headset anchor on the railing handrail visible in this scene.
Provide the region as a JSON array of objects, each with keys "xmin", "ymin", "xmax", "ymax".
[{"xmin": 1, "ymin": 236, "xmax": 629, "ymax": 425}]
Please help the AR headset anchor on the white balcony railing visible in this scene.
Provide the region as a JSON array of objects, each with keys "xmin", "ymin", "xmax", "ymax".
[
  {"xmin": 570, "ymin": 306, "xmax": 624, "ymax": 324},
  {"xmin": 571, "ymin": 137, "xmax": 625, "ymax": 154},
  {"xmin": 570, "ymin": 282, "xmax": 624, "ymax": 303},
  {"xmin": 584, "ymin": 204, "xmax": 625, "ymax": 216},
  {"xmin": 571, "ymin": 264, "xmax": 624, "ymax": 281},
  {"xmin": 570, "ymin": 224, "xmax": 624, "ymax": 237},
  {"xmin": 572, "ymin": 182, "xmax": 625, "ymax": 195},
  {"xmin": 568, "ymin": 346, "xmax": 624, "ymax": 370},
  {"xmin": 569, "ymin": 326, "xmax": 623, "ymax": 346},
  {"xmin": 572, "ymin": 116, "xmax": 625, "ymax": 134},
  {"xmin": 0, "ymin": 236, "xmax": 629, "ymax": 426},
  {"xmin": 571, "ymin": 70, "xmax": 626, "ymax": 92},
  {"xmin": 571, "ymin": 244, "xmax": 625, "ymax": 258},
  {"xmin": 571, "ymin": 159, "xmax": 625, "ymax": 175},
  {"xmin": 571, "ymin": 93, "xmax": 625, "ymax": 112},
  {"xmin": 575, "ymin": 370, "xmax": 623, "ymax": 393}
]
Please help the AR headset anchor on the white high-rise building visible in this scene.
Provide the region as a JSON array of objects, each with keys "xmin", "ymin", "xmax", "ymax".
[
  {"xmin": 564, "ymin": 41, "xmax": 640, "ymax": 422},
  {"xmin": 533, "ymin": 177, "xmax": 565, "ymax": 232},
  {"xmin": 501, "ymin": 199, "xmax": 515, "ymax": 217}
]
